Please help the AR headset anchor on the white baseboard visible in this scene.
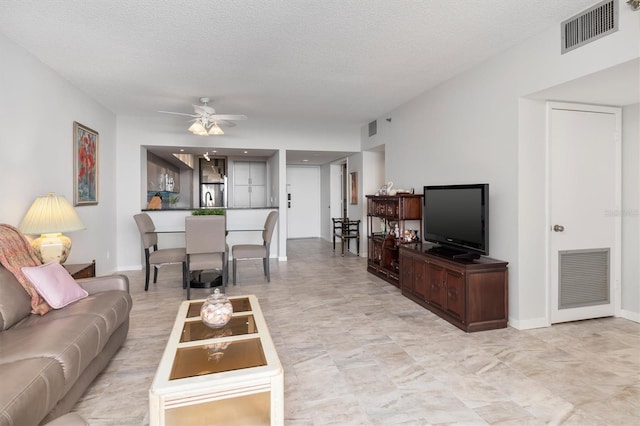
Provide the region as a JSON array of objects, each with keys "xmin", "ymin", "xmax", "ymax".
[
  {"xmin": 117, "ymin": 264, "xmax": 141, "ymax": 272},
  {"xmin": 508, "ymin": 316, "xmax": 550, "ymax": 330},
  {"xmin": 619, "ymin": 309, "xmax": 640, "ymax": 323}
]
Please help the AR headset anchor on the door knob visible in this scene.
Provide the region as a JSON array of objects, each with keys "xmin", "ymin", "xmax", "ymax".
[{"xmin": 553, "ymin": 224, "xmax": 565, "ymax": 232}]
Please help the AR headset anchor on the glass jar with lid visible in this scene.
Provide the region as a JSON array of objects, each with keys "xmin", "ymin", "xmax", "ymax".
[{"xmin": 200, "ymin": 288, "xmax": 233, "ymax": 328}]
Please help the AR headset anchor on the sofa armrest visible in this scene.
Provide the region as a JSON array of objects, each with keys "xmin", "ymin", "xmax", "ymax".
[{"xmin": 77, "ymin": 274, "xmax": 130, "ymax": 295}]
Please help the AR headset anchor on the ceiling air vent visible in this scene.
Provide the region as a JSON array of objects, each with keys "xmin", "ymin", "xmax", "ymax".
[
  {"xmin": 561, "ymin": 0, "xmax": 618, "ymax": 54},
  {"xmin": 368, "ymin": 120, "xmax": 377, "ymax": 137}
]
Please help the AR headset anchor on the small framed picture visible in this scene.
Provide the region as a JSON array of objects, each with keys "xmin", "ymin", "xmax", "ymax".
[
  {"xmin": 73, "ymin": 122, "xmax": 99, "ymax": 205},
  {"xmin": 350, "ymin": 172, "xmax": 358, "ymax": 205}
]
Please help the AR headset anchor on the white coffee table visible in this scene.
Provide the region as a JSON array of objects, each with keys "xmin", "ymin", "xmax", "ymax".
[{"xmin": 149, "ymin": 295, "xmax": 283, "ymax": 425}]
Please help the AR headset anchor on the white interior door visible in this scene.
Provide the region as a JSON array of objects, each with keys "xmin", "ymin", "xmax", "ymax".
[
  {"xmin": 286, "ymin": 166, "xmax": 321, "ymax": 239},
  {"xmin": 548, "ymin": 102, "xmax": 621, "ymax": 324},
  {"xmin": 330, "ymin": 163, "xmax": 343, "ymax": 224}
]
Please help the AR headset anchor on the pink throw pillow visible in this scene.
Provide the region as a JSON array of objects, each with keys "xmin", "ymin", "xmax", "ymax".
[{"xmin": 21, "ymin": 262, "xmax": 88, "ymax": 309}]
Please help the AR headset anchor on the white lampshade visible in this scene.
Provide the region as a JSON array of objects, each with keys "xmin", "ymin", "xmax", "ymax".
[
  {"xmin": 188, "ymin": 121, "xmax": 208, "ymax": 135},
  {"xmin": 18, "ymin": 193, "xmax": 85, "ymax": 263},
  {"xmin": 208, "ymin": 123, "xmax": 224, "ymax": 135}
]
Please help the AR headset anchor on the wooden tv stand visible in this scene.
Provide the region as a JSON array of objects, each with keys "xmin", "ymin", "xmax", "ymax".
[{"xmin": 399, "ymin": 244, "xmax": 508, "ymax": 332}]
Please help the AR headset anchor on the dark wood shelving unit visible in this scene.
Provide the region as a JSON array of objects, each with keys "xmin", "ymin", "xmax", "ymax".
[{"xmin": 366, "ymin": 194, "xmax": 422, "ymax": 287}]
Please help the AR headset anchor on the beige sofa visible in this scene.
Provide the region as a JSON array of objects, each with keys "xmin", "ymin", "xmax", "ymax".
[{"xmin": 0, "ymin": 266, "xmax": 132, "ymax": 425}]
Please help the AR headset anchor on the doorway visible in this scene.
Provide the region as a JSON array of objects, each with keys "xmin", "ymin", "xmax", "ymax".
[
  {"xmin": 341, "ymin": 162, "xmax": 348, "ymax": 219},
  {"xmin": 286, "ymin": 166, "xmax": 321, "ymax": 239},
  {"xmin": 547, "ymin": 102, "xmax": 621, "ymax": 324}
]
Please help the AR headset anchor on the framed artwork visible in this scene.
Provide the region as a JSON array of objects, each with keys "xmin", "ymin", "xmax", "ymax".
[
  {"xmin": 350, "ymin": 171, "xmax": 358, "ymax": 205},
  {"xmin": 73, "ymin": 122, "xmax": 99, "ymax": 205}
]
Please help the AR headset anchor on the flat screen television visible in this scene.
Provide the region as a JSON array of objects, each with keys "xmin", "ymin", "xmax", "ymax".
[{"xmin": 423, "ymin": 184, "xmax": 489, "ymax": 259}]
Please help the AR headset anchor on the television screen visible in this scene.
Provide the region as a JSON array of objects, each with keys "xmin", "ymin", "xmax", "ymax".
[{"xmin": 423, "ymin": 184, "xmax": 489, "ymax": 257}]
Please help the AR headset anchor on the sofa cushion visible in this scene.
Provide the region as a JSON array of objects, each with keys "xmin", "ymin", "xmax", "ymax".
[
  {"xmin": 0, "ymin": 267, "xmax": 32, "ymax": 331},
  {"xmin": 22, "ymin": 263, "xmax": 88, "ymax": 309},
  {"xmin": 0, "ymin": 358, "xmax": 66, "ymax": 426},
  {"xmin": 0, "ymin": 290, "xmax": 132, "ymax": 393}
]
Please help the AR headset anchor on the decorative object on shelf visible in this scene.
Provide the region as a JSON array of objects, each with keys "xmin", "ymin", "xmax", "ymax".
[
  {"xmin": 147, "ymin": 192, "xmax": 162, "ymax": 210},
  {"xmin": 386, "ymin": 181, "xmax": 395, "ymax": 196},
  {"xmin": 168, "ymin": 195, "xmax": 179, "ymax": 207},
  {"xmin": 200, "ymin": 288, "xmax": 233, "ymax": 328},
  {"xmin": 18, "ymin": 193, "xmax": 85, "ymax": 264},
  {"xmin": 158, "ymin": 97, "xmax": 247, "ymax": 136},
  {"xmin": 73, "ymin": 122, "xmax": 98, "ymax": 206},
  {"xmin": 377, "ymin": 182, "xmax": 388, "ymax": 196},
  {"xmin": 350, "ymin": 172, "xmax": 358, "ymax": 204}
]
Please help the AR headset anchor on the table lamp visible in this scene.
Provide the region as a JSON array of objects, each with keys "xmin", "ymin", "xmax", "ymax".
[{"xmin": 18, "ymin": 193, "xmax": 86, "ymax": 264}]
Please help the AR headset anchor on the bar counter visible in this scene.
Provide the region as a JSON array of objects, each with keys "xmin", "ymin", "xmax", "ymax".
[{"xmin": 142, "ymin": 207, "xmax": 280, "ymax": 258}]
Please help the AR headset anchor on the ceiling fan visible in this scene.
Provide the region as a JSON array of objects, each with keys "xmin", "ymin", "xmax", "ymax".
[{"xmin": 159, "ymin": 97, "xmax": 247, "ymax": 136}]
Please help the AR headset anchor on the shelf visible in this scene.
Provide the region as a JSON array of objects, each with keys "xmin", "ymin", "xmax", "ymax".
[{"xmin": 366, "ymin": 194, "xmax": 423, "ymax": 287}]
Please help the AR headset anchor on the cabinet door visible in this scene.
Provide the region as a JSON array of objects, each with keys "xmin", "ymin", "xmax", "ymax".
[
  {"xmin": 413, "ymin": 258, "xmax": 428, "ymax": 300},
  {"xmin": 427, "ymin": 263, "xmax": 446, "ymax": 309},
  {"xmin": 250, "ymin": 162, "xmax": 267, "ymax": 185},
  {"xmin": 371, "ymin": 237, "xmax": 382, "ymax": 265},
  {"xmin": 234, "ymin": 162, "xmax": 252, "ymax": 185},
  {"xmin": 445, "ymin": 270, "xmax": 465, "ymax": 322},
  {"xmin": 250, "ymin": 185, "xmax": 267, "ymax": 207},
  {"xmin": 400, "ymin": 254, "xmax": 414, "ymax": 293},
  {"xmin": 233, "ymin": 186, "xmax": 251, "ymax": 208},
  {"xmin": 171, "ymin": 170, "xmax": 180, "ymax": 192},
  {"xmin": 147, "ymin": 163, "xmax": 162, "ymax": 191}
]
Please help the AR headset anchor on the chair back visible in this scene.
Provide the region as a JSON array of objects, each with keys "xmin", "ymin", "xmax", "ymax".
[
  {"xmin": 185, "ymin": 215, "xmax": 226, "ymax": 255},
  {"xmin": 133, "ymin": 213, "xmax": 158, "ymax": 248},
  {"xmin": 262, "ymin": 211, "xmax": 279, "ymax": 245}
]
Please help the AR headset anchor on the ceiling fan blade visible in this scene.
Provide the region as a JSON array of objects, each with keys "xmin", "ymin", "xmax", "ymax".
[
  {"xmin": 209, "ymin": 114, "xmax": 247, "ymax": 121},
  {"xmin": 158, "ymin": 110, "xmax": 199, "ymax": 118},
  {"xmin": 216, "ymin": 120, "xmax": 236, "ymax": 127}
]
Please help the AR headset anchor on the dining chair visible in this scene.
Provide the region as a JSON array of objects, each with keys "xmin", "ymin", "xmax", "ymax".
[
  {"xmin": 185, "ymin": 215, "xmax": 227, "ymax": 299},
  {"xmin": 232, "ymin": 211, "xmax": 278, "ymax": 285},
  {"xmin": 133, "ymin": 213, "xmax": 186, "ymax": 291}
]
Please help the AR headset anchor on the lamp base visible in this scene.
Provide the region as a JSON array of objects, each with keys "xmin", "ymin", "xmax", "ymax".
[{"xmin": 32, "ymin": 233, "xmax": 72, "ymax": 264}]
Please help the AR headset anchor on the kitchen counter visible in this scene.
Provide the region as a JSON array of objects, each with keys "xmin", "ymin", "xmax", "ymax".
[
  {"xmin": 142, "ymin": 206, "xmax": 279, "ymax": 212},
  {"xmin": 142, "ymin": 208, "xmax": 280, "ymax": 259}
]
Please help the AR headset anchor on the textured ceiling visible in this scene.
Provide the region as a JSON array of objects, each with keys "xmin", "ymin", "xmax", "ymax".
[{"xmin": 0, "ymin": 0, "xmax": 599, "ymax": 125}]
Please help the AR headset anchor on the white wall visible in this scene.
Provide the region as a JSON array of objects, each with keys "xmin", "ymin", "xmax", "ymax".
[
  {"xmin": 116, "ymin": 115, "xmax": 360, "ymax": 269},
  {"xmin": 622, "ymin": 103, "xmax": 640, "ymax": 320},
  {"xmin": 0, "ymin": 33, "xmax": 118, "ymax": 275},
  {"xmin": 346, "ymin": 152, "xmax": 363, "ymax": 255},
  {"xmin": 320, "ymin": 162, "xmax": 331, "ymax": 240},
  {"xmin": 361, "ymin": 3, "xmax": 640, "ymax": 327},
  {"xmin": 362, "ymin": 149, "xmax": 385, "ymax": 245}
]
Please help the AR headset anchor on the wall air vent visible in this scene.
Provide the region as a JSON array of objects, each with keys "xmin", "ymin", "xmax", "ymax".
[
  {"xmin": 368, "ymin": 120, "xmax": 377, "ymax": 137},
  {"xmin": 561, "ymin": 0, "xmax": 618, "ymax": 54}
]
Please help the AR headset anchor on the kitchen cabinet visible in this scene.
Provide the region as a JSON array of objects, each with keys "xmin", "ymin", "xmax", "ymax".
[
  {"xmin": 399, "ymin": 244, "xmax": 508, "ymax": 332},
  {"xmin": 147, "ymin": 153, "xmax": 180, "ymax": 193},
  {"xmin": 233, "ymin": 161, "xmax": 267, "ymax": 207}
]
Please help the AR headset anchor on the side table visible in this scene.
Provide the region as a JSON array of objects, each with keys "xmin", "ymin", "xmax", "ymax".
[{"xmin": 64, "ymin": 261, "xmax": 96, "ymax": 279}]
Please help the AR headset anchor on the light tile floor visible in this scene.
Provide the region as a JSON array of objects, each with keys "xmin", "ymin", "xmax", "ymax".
[{"xmin": 72, "ymin": 238, "xmax": 640, "ymax": 425}]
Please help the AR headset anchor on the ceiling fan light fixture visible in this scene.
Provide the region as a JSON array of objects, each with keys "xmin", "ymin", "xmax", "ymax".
[
  {"xmin": 161, "ymin": 98, "xmax": 245, "ymax": 136},
  {"xmin": 208, "ymin": 123, "xmax": 224, "ymax": 135},
  {"xmin": 188, "ymin": 120, "xmax": 208, "ymax": 136}
]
